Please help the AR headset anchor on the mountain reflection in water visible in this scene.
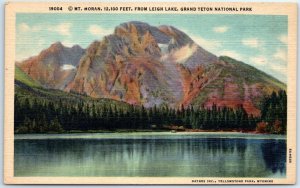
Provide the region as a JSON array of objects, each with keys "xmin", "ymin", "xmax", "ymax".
[{"xmin": 14, "ymin": 134, "xmax": 286, "ymax": 177}]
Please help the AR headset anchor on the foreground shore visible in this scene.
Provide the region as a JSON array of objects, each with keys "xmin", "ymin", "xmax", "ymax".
[{"xmin": 14, "ymin": 128, "xmax": 266, "ymax": 135}]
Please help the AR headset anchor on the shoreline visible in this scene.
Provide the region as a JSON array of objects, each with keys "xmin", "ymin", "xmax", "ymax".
[
  {"xmin": 14, "ymin": 129, "xmax": 281, "ymax": 135},
  {"xmin": 13, "ymin": 131, "xmax": 287, "ymax": 141}
]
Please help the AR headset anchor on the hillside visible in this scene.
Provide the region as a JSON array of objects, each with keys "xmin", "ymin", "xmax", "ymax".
[
  {"xmin": 15, "ymin": 70, "xmax": 131, "ymax": 109},
  {"xmin": 14, "ymin": 73, "xmax": 258, "ymax": 133},
  {"xmin": 190, "ymin": 56, "xmax": 286, "ymax": 116},
  {"xmin": 15, "ymin": 65, "xmax": 286, "ymax": 134},
  {"xmin": 17, "ymin": 42, "xmax": 85, "ymax": 90},
  {"xmin": 15, "ymin": 66, "xmax": 41, "ymax": 88},
  {"xmin": 16, "ymin": 21, "xmax": 286, "ymax": 117}
]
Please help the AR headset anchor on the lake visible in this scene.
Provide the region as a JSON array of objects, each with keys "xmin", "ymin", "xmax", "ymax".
[{"xmin": 14, "ymin": 132, "xmax": 286, "ymax": 177}]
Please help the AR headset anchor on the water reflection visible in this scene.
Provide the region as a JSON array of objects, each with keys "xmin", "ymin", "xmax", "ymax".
[
  {"xmin": 261, "ymin": 140, "xmax": 286, "ymax": 174},
  {"xmin": 14, "ymin": 136, "xmax": 286, "ymax": 177}
]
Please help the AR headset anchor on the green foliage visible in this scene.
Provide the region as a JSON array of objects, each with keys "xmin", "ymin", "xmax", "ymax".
[
  {"xmin": 15, "ymin": 75, "xmax": 278, "ymax": 134},
  {"xmin": 192, "ymin": 56, "xmax": 286, "ymax": 109},
  {"xmin": 219, "ymin": 56, "xmax": 286, "ymax": 89},
  {"xmin": 15, "ymin": 89, "xmax": 258, "ymax": 133},
  {"xmin": 258, "ymin": 90, "xmax": 287, "ymax": 134},
  {"xmin": 15, "ymin": 66, "xmax": 41, "ymax": 88}
]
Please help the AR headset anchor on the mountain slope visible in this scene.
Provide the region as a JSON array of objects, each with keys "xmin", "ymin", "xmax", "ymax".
[
  {"xmin": 15, "ymin": 66, "xmax": 41, "ymax": 88},
  {"xmin": 65, "ymin": 21, "xmax": 220, "ymax": 108},
  {"xmin": 15, "ymin": 69, "xmax": 131, "ymax": 109},
  {"xmin": 17, "ymin": 42, "xmax": 85, "ymax": 90},
  {"xmin": 17, "ymin": 21, "xmax": 286, "ymax": 116},
  {"xmin": 190, "ymin": 56, "xmax": 286, "ymax": 116}
]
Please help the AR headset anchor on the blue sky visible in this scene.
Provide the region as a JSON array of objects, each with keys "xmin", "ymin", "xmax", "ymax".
[{"xmin": 16, "ymin": 13, "xmax": 287, "ymax": 83}]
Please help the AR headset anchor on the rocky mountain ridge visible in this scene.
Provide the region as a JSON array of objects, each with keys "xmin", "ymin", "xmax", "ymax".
[{"xmin": 16, "ymin": 21, "xmax": 286, "ymax": 116}]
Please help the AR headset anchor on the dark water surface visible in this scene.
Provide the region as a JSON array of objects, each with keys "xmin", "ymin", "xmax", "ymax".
[{"xmin": 14, "ymin": 132, "xmax": 286, "ymax": 177}]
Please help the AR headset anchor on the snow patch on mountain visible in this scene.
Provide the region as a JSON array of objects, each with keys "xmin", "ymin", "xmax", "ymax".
[
  {"xmin": 61, "ymin": 64, "xmax": 76, "ymax": 70},
  {"xmin": 158, "ymin": 43, "xmax": 169, "ymax": 54}
]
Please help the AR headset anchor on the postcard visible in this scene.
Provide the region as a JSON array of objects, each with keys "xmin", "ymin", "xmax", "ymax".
[{"xmin": 4, "ymin": 2, "xmax": 297, "ymax": 184}]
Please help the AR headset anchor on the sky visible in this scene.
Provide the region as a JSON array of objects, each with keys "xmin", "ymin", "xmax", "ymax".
[{"xmin": 16, "ymin": 13, "xmax": 287, "ymax": 83}]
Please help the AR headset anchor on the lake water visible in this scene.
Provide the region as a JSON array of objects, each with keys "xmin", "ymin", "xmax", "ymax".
[{"xmin": 14, "ymin": 132, "xmax": 286, "ymax": 177}]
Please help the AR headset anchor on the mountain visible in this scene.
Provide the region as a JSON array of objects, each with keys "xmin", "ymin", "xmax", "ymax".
[
  {"xmin": 65, "ymin": 21, "xmax": 221, "ymax": 108},
  {"xmin": 17, "ymin": 42, "xmax": 85, "ymax": 90},
  {"xmin": 16, "ymin": 21, "xmax": 286, "ymax": 116},
  {"xmin": 191, "ymin": 56, "xmax": 286, "ymax": 116},
  {"xmin": 15, "ymin": 66, "xmax": 41, "ymax": 88}
]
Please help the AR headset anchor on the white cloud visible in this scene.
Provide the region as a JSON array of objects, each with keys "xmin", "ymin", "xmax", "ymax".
[
  {"xmin": 242, "ymin": 38, "xmax": 262, "ymax": 48},
  {"xmin": 18, "ymin": 22, "xmax": 72, "ymax": 36},
  {"xmin": 19, "ymin": 23, "xmax": 30, "ymax": 32},
  {"xmin": 278, "ymin": 34, "xmax": 288, "ymax": 44},
  {"xmin": 219, "ymin": 50, "xmax": 243, "ymax": 60},
  {"xmin": 273, "ymin": 48, "xmax": 287, "ymax": 62},
  {"xmin": 213, "ymin": 26, "xmax": 229, "ymax": 33},
  {"xmin": 190, "ymin": 35, "xmax": 222, "ymax": 53},
  {"xmin": 250, "ymin": 56, "xmax": 268, "ymax": 66},
  {"xmin": 88, "ymin": 25, "xmax": 112, "ymax": 36},
  {"xmin": 48, "ymin": 23, "xmax": 72, "ymax": 36}
]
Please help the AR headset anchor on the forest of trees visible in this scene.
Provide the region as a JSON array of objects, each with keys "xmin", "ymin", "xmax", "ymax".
[
  {"xmin": 14, "ymin": 89, "xmax": 287, "ymax": 134},
  {"xmin": 256, "ymin": 90, "xmax": 287, "ymax": 134}
]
